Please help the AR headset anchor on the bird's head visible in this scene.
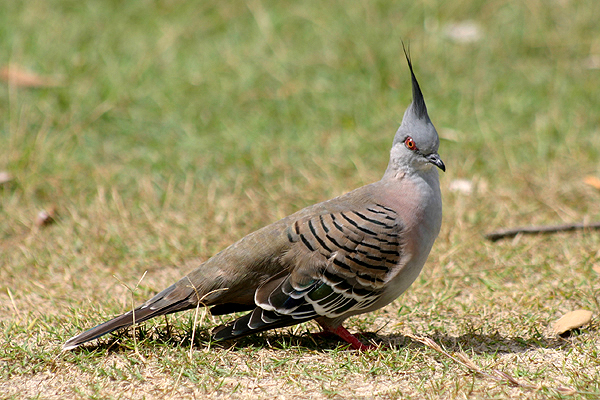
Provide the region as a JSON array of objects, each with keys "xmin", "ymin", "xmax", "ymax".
[{"xmin": 387, "ymin": 47, "xmax": 445, "ymax": 175}]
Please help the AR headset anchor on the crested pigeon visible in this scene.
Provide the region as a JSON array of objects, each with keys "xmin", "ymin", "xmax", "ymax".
[{"xmin": 63, "ymin": 49, "xmax": 444, "ymax": 351}]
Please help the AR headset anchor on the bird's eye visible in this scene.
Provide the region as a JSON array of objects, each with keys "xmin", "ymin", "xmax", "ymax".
[{"xmin": 404, "ymin": 137, "xmax": 417, "ymax": 151}]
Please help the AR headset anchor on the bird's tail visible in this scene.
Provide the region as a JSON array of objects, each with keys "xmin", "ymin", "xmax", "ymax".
[
  {"xmin": 212, "ymin": 306, "xmax": 310, "ymax": 342},
  {"xmin": 63, "ymin": 283, "xmax": 196, "ymax": 350}
]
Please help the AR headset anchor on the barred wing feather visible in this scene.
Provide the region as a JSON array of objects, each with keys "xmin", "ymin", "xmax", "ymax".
[{"xmin": 213, "ymin": 204, "xmax": 405, "ymax": 340}]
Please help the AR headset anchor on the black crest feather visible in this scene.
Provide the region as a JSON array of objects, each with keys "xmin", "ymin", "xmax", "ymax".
[{"xmin": 402, "ymin": 42, "xmax": 428, "ymax": 120}]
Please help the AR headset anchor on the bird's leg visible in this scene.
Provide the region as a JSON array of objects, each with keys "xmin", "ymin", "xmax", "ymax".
[{"xmin": 316, "ymin": 323, "xmax": 377, "ymax": 351}]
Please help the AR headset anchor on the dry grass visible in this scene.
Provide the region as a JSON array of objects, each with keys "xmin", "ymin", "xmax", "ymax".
[{"xmin": 2, "ymin": 0, "xmax": 600, "ymax": 399}]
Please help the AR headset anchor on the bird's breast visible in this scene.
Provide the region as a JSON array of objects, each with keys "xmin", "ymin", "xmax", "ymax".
[{"xmin": 378, "ymin": 173, "xmax": 442, "ymax": 297}]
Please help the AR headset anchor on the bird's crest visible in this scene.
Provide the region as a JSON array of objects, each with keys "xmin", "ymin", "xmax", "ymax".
[{"xmin": 402, "ymin": 43, "xmax": 428, "ymax": 120}]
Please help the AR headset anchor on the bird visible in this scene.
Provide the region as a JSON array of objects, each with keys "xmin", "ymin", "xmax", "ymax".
[{"xmin": 63, "ymin": 48, "xmax": 444, "ymax": 352}]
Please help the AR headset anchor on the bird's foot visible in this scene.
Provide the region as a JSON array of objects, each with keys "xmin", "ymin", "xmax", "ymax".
[{"xmin": 315, "ymin": 324, "xmax": 378, "ymax": 351}]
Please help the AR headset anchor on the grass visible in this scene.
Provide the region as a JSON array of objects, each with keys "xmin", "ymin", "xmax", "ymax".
[{"xmin": 1, "ymin": 0, "xmax": 600, "ymax": 398}]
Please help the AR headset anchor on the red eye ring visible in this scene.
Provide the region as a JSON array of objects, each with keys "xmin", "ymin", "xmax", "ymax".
[{"xmin": 404, "ymin": 136, "xmax": 417, "ymax": 151}]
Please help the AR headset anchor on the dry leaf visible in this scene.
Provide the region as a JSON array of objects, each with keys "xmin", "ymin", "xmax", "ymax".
[
  {"xmin": 584, "ymin": 175, "xmax": 600, "ymax": 190},
  {"xmin": 35, "ymin": 207, "xmax": 56, "ymax": 227},
  {"xmin": 593, "ymin": 264, "xmax": 600, "ymax": 274},
  {"xmin": 553, "ymin": 310, "xmax": 593, "ymax": 336},
  {"xmin": 0, "ymin": 64, "xmax": 59, "ymax": 88}
]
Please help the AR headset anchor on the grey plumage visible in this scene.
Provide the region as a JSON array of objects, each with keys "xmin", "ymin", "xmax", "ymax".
[{"xmin": 63, "ymin": 48, "xmax": 444, "ymax": 351}]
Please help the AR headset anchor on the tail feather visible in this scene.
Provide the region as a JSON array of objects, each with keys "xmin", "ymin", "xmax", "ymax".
[
  {"xmin": 212, "ymin": 307, "xmax": 311, "ymax": 342},
  {"xmin": 64, "ymin": 282, "xmax": 315, "ymax": 350},
  {"xmin": 63, "ymin": 283, "xmax": 196, "ymax": 350}
]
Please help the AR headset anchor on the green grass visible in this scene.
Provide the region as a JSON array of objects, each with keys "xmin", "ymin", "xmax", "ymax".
[{"xmin": 1, "ymin": 0, "xmax": 600, "ymax": 398}]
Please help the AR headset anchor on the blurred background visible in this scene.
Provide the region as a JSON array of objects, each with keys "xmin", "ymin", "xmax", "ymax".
[{"xmin": 2, "ymin": 1, "xmax": 599, "ymax": 239}]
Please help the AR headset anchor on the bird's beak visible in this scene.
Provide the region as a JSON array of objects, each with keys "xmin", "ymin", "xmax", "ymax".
[{"xmin": 426, "ymin": 153, "xmax": 446, "ymax": 172}]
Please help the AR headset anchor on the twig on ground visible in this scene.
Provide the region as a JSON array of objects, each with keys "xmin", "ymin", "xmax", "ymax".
[{"xmin": 485, "ymin": 222, "xmax": 600, "ymax": 242}]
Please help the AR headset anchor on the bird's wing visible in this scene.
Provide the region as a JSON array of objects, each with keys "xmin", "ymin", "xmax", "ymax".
[{"xmin": 213, "ymin": 202, "xmax": 406, "ymax": 340}]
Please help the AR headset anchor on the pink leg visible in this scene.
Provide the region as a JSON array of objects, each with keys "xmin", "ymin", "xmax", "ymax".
[{"xmin": 317, "ymin": 323, "xmax": 377, "ymax": 351}]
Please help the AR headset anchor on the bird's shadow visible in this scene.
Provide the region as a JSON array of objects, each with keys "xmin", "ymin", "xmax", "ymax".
[
  {"xmin": 379, "ymin": 331, "xmax": 569, "ymax": 355},
  {"xmin": 68, "ymin": 324, "xmax": 588, "ymax": 355},
  {"xmin": 72, "ymin": 327, "xmax": 359, "ymax": 354}
]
